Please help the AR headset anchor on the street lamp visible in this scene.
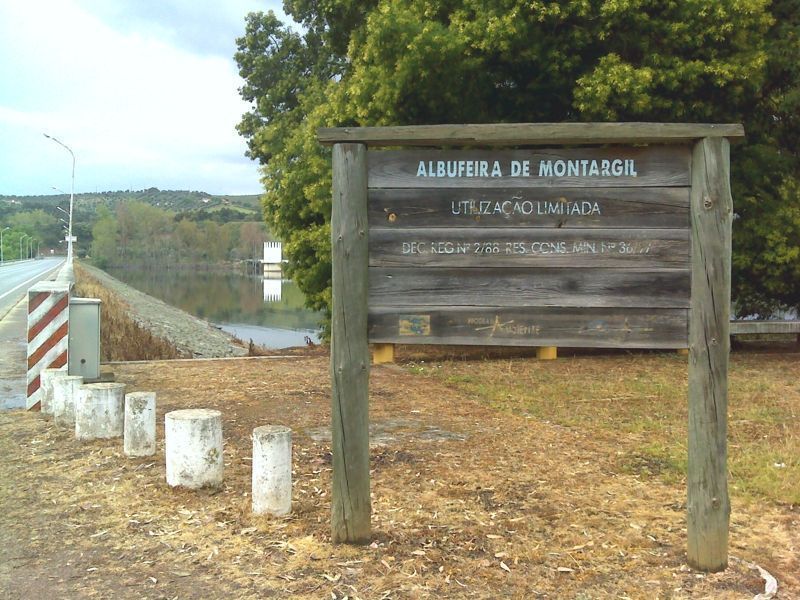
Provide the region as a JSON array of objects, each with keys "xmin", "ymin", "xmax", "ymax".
[
  {"xmin": 1, "ymin": 227, "xmax": 9, "ymax": 264},
  {"xmin": 43, "ymin": 133, "xmax": 75, "ymax": 260},
  {"xmin": 19, "ymin": 233, "xmax": 29, "ymax": 261}
]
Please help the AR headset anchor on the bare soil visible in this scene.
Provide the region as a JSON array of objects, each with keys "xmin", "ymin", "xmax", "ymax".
[{"xmin": 0, "ymin": 351, "xmax": 796, "ymax": 599}]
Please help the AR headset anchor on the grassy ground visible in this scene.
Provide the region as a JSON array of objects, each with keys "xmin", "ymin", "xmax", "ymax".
[
  {"xmin": 1, "ymin": 348, "xmax": 797, "ymax": 599},
  {"xmin": 407, "ymin": 349, "xmax": 800, "ymax": 505}
]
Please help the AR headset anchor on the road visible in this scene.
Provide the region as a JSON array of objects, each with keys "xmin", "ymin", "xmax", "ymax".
[
  {"xmin": 0, "ymin": 258, "xmax": 64, "ymax": 409},
  {"xmin": 0, "ymin": 258, "xmax": 65, "ymax": 320}
]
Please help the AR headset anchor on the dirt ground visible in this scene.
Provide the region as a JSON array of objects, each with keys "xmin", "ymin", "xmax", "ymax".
[{"xmin": 0, "ymin": 351, "xmax": 796, "ymax": 599}]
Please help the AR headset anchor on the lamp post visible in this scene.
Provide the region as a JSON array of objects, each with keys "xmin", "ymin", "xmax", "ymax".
[
  {"xmin": 1, "ymin": 227, "xmax": 9, "ymax": 264},
  {"xmin": 20, "ymin": 234, "xmax": 29, "ymax": 261},
  {"xmin": 43, "ymin": 134, "xmax": 75, "ymax": 260}
]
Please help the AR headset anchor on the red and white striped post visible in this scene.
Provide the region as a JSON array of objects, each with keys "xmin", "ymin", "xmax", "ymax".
[{"xmin": 26, "ymin": 282, "xmax": 71, "ymax": 410}]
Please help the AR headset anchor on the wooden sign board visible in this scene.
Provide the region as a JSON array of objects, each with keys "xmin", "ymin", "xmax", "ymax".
[
  {"xmin": 367, "ymin": 146, "xmax": 691, "ymax": 348},
  {"xmin": 321, "ymin": 123, "xmax": 741, "ymax": 573}
]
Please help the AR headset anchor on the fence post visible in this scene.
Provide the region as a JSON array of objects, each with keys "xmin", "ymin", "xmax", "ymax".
[
  {"xmin": 330, "ymin": 142, "xmax": 371, "ymax": 543},
  {"xmin": 687, "ymin": 136, "xmax": 732, "ymax": 571}
]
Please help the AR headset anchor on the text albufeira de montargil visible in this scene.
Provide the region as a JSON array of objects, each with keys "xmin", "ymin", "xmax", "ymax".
[{"xmin": 415, "ymin": 158, "xmax": 638, "ymax": 178}]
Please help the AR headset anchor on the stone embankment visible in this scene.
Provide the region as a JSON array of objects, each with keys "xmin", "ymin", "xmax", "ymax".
[{"xmin": 78, "ymin": 263, "xmax": 247, "ymax": 359}]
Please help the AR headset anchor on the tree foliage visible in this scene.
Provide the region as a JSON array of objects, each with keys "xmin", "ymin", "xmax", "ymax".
[
  {"xmin": 236, "ymin": 0, "xmax": 800, "ymax": 321},
  {"xmin": 88, "ymin": 201, "xmax": 268, "ymax": 268}
]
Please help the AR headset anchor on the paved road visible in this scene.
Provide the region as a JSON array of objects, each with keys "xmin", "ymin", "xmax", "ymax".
[
  {"xmin": 0, "ymin": 257, "xmax": 64, "ymax": 409},
  {"xmin": 0, "ymin": 258, "xmax": 64, "ymax": 319}
]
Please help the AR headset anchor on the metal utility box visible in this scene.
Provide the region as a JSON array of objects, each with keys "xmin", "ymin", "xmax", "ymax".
[{"xmin": 68, "ymin": 297, "xmax": 101, "ymax": 380}]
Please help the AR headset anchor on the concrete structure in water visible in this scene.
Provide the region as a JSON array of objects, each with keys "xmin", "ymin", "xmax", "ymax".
[
  {"xmin": 252, "ymin": 425, "xmax": 292, "ymax": 516},
  {"xmin": 52, "ymin": 375, "xmax": 83, "ymax": 427},
  {"xmin": 124, "ymin": 392, "xmax": 156, "ymax": 457},
  {"xmin": 39, "ymin": 367, "xmax": 67, "ymax": 417},
  {"xmin": 75, "ymin": 382, "xmax": 126, "ymax": 440},
  {"xmin": 165, "ymin": 409, "xmax": 223, "ymax": 489}
]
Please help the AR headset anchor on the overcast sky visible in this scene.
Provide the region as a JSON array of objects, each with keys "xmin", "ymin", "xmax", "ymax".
[{"xmin": 0, "ymin": 0, "xmax": 291, "ymax": 196}]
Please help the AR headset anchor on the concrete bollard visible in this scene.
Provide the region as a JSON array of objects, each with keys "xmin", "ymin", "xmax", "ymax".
[
  {"xmin": 40, "ymin": 367, "xmax": 67, "ymax": 417},
  {"xmin": 252, "ymin": 425, "xmax": 292, "ymax": 516},
  {"xmin": 124, "ymin": 392, "xmax": 156, "ymax": 457},
  {"xmin": 52, "ymin": 375, "xmax": 84, "ymax": 427},
  {"xmin": 75, "ymin": 383, "xmax": 126, "ymax": 440},
  {"xmin": 165, "ymin": 409, "xmax": 223, "ymax": 489}
]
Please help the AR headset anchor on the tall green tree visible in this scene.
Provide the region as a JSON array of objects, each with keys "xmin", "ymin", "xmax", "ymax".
[
  {"xmin": 8, "ymin": 209, "xmax": 61, "ymax": 248},
  {"xmin": 236, "ymin": 0, "xmax": 800, "ymax": 322},
  {"xmin": 90, "ymin": 205, "xmax": 120, "ymax": 268}
]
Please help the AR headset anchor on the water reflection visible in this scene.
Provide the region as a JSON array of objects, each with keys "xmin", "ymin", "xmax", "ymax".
[
  {"xmin": 106, "ymin": 268, "xmax": 321, "ymax": 349},
  {"xmin": 263, "ymin": 278, "xmax": 282, "ymax": 302}
]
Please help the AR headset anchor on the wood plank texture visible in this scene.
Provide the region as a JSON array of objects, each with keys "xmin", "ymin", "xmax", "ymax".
[
  {"xmin": 368, "ymin": 307, "xmax": 688, "ymax": 348},
  {"xmin": 330, "ymin": 143, "xmax": 371, "ymax": 544},
  {"xmin": 729, "ymin": 320, "xmax": 800, "ymax": 334},
  {"xmin": 369, "ymin": 228, "xmax": 689, "ymax": 268},
  {"xmin": 369, "ymin": 147, "xmax": 690, "ymax": 188},
  {"xmin": 369, "ymin": 187, "xmax": 690, "ymax": 229},
  {"xmin": 369, "ymin": 267, "xmax": 690, "ymax": 308},
  {"xmin": 687, "ymin": 137, "xmax": 732, "ymax": 571},
  {"xmin": 318, "ymin": 122, "xmax": 745, "ymax": 146}
]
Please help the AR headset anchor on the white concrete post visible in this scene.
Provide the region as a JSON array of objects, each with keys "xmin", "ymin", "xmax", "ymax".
[
  {"xmin": 165, "ymin": 409, "xmax": 223, "ymax": 489},
  {"xmin": 75, "ymin": 382, "xmax": 126, "ymax": 440},
  {"xmin": 40, "ymin": 367, "xmax": 67, "ymax": 417},
  {"xmin": 124, "ymin": 392, "xmax": 156, "ymax": 457},
  {"xmin": 252, "ymin": 425, "xmax": 292, "ymax": 516},
  {"xmin": 53, "ymin": 375, "xmax": 83, "ymax": 427}
]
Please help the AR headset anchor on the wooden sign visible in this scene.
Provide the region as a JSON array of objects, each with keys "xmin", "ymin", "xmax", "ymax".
[
  {"xmin": 367, "ymin": 146, "xmax": 691, "ymax": 348},
  {"xmin": 320, "ymin": 123, "xmax": 741, "ymax": 574}
]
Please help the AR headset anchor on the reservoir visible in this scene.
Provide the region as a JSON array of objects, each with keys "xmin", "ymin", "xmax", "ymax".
[{"xmin": 106, "ymin": 268, "xmax": 322, "ymax": 349}]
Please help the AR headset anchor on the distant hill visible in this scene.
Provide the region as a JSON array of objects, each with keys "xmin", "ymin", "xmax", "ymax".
[{"xmin": 0, "ymin": 188, "xmax": 263, "ymax": 219}]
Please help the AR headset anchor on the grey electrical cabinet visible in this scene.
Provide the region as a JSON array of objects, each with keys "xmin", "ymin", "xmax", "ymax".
[{"xmin": 68, "ymin": 297, "xmax": 101, "ymax": 380}]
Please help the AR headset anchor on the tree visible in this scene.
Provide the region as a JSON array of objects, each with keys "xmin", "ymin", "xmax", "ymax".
[
  {"xmin": 238, "ymin": 221, "xmax": 267, "ymax": 260},
  {"xmin": 8, "ymin": 209, "xmax": 61, "ymax": 248},
  {"xmin": 236, "ymin": 1, "xmax": 800, "ymax": 322},
  {"xmin": 727, "ymin": 0, "xmax": 800, "ymax": 316},
  {"xmin": 0, "ymin": 230, "xmax": 25, "ymax": 261},
  {"xmin": 175, "ymin": 218, "xmax": 202, "ymax": 262},
  {"xmin": 90, "ymin": 205, "xmax": 119, "ymax": 268}
]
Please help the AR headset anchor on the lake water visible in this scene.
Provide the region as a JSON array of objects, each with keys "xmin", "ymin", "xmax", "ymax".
[{"xmin": 106, "ymin": 268, "xmax": 322, "ymax": 349}]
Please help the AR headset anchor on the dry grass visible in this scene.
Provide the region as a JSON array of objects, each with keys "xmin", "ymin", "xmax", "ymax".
[
  {"xmin": 73, "ymin": 263, "xmax": 184, "ymax": 362},
  {"xmin": 408, "ymin": 350, "xmax": 800, "ymax": 506},
  {"xmin": 1, "ymin": 351, "xmax": 798, "ymax": 599}
]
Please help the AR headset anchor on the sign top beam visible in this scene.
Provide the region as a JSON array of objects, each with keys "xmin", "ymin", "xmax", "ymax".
[{"xmin": 317, "ymin": 122, "xmax": 745, "ymax": 147}]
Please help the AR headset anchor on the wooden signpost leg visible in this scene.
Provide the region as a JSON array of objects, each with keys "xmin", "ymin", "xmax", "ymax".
[
  {"xmin": 330, "ymin": 143, "xmax": 371, "ymax": 543},
  {"xmin": 536, "ymin": 346, "xmax": 557, "ymax": 360},
  {"xmin": 372, "ymin": 343, "xmax": 395, "ymax": 364},
  {"xmin": 687, "ymin": 137, "xmax": 732, "ymax": 571}
]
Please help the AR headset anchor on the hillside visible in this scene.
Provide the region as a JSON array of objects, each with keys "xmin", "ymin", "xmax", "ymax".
[
  {"xmin": 0, "ymin": 188, "xmax": 270, "ymax": 262},
  {"xmin": 0, "ymin": 188, "xmax": 262, "ymax": 219}
]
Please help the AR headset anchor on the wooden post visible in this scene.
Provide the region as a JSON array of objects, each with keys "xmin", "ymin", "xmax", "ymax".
[
  {"xmin": 330, "ymin": 143, "xmax": 371, "ymax": 543},
  {"xmin": 372, "ymin": 343, "xmax": 395, "ymax": 364},
  {"xmin": 536, "ymin": 346, "xmax": 557, "ymax": 360},
  {"xmin": 687, "ymin": 137, "xmax": 732, "ymax": 571}
]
